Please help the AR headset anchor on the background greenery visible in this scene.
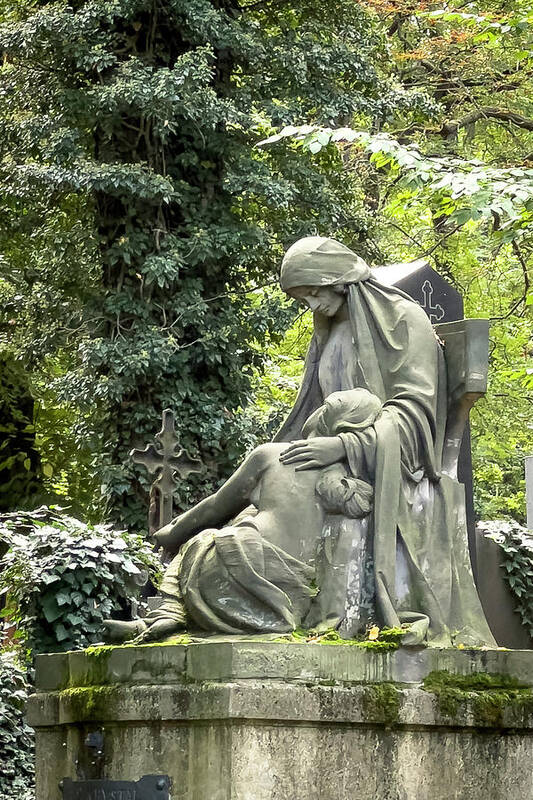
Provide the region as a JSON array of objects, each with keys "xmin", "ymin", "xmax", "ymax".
[
  {"xmin": 0, "ymin": 0, "xmax": 531, "ymax": 526},
  {"xmin": 0, "ymin": 649, "xmax": 34, "ymax": 800},
  {"xmin": 0, "ymin": 5, "xmax": 531, "ymax": 794}
]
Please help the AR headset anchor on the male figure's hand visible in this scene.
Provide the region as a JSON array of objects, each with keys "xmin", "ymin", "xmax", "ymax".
[{"xmin": 153, "ymin": 521, "xmax": 177, "ymax": 547}]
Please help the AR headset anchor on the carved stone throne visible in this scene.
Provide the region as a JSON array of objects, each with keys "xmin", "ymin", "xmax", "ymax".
[
  {"xmin": 436, "ymin": 318, "xmax": 489, "ymax": 479},
  {"xmin": 436, "ymin": 318, "xmax": 532, "ymax": 648}
]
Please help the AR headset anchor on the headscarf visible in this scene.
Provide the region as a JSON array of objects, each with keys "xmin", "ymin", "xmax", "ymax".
[
  {"xmin": 280, "ymin": 236, "xmax": 371, "ymax": 291},
  {"xmin": 302, "ymin": 388, "xmax": 382, "ymax": 439}
]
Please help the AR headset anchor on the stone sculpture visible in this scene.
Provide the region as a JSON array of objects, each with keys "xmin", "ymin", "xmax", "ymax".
[
  {"xmin": 105, "ymin": 388, "xmax": 381, "ymax": 643},
  {"xmin": 105, "ymin": 236, "xmax": 495, "ymax": 647}
]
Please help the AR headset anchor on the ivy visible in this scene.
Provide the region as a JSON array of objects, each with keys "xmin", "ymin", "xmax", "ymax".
[
  {"xmin": 0, "ymin": 649, "xmax": 34, "ymax": 800},
  {"xmin": 0, "ymin": 506, "xmax": 161, "ymax": 653},
  {"xmin": 478, "ymin": 520, "xmax": 533, "ymax": 638}
]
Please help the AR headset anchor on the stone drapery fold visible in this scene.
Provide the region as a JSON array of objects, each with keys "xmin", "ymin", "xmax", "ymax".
[{"xmin": 152, "ymin": 522, "xmax": 316, "ymax": 634}]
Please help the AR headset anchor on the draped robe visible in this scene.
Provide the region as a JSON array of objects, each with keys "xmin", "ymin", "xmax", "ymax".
[{"xmin": 275, "ymin": 277, "xmax": 494, "ymax": 646}]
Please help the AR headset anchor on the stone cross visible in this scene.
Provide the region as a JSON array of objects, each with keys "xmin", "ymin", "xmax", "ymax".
[
  {"xmin": 130, "ymin": 409, "xmax": 202, "ymax": 534},
  {"xmin": 421, "ymin": 279, "xmax": 445, "ymax": 323}
]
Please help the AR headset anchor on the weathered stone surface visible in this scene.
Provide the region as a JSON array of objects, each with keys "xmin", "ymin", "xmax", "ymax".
[
  {"xmin": 29, "ymin": 642, "xmax": 533, "ymax": 800},
  {"xmin": 33, "ymin": 640, "xmax": 533, "ymax": 692}
]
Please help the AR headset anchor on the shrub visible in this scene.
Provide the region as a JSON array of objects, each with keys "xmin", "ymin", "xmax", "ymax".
[
  {"xmin": 478, "ymin": 519, "xmax": 533, "ymax": 638},
  {"xmin": 0, "ymin": 506, "xmax": 161, "ymax": 653},
  {"xmin": 0, "ymin": 648, "xmax": 34, "ymax": 800}
]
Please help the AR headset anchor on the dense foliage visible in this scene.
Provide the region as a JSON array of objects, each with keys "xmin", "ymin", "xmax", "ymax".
[
  {"xmin": 0, "ymin": 357, "xmax": 43, "ymax": 513},
  {"xmin": 0, "ymin": 507, "xmax": 161, "ymax": 653},
  {"xmin": 0, "ymin": 0, "xmax": 409, "ymax": 529},
  {"xmin": 0, "ymin": 649, "xmax": 35, "ymax": 800}
]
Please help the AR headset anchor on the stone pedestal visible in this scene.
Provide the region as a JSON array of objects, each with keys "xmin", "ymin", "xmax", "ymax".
[{"xmin": 28, "ymin": 641, "xmax": 533, "ymax": 800}]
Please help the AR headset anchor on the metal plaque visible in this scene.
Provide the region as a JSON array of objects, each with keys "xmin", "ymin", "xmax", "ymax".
[{"xmin": 60, "ymin": 774, "xmax": 170, "ymax": 800}]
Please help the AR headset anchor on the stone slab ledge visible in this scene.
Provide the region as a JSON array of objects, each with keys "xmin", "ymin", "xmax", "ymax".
[
  {"xmin": 34, "ymin": 640, "xmax": 533, "ymax": 692},
  {"xmin": 27, "ymin": 679, "xmax": 533, "ymax": 732},
  {"xmin": 27, "ymin": 641, "xmax": 533, "ymax": 733}
]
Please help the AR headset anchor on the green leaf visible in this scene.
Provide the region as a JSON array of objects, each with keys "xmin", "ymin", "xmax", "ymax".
[
  {"xmin": 54, "ymin": 623, "xmax": 69, "ymax": 642},
  {"xmin": 308, "ymin": 140, "xmax": 323, "ymax": 155},
  {"xmin": 56, "ymin": 592, "xmax": 70, "ymax": 607},
  {"xmin": 41, "ymin": 596, "xmax": 61, "ymax": 623}
]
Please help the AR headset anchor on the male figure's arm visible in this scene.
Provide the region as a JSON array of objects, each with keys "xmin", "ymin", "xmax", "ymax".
[{"xmin": 154, "ymin": 445, "xmax": 271, "ymax": 554}]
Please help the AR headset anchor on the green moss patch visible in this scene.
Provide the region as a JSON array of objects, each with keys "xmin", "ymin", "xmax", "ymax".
[
  {"xmin": 60, "ymin": 686, "xmax": 120, "ymax": 720},
  {"xmin": 275, "ymin": 626, "xmax": 406, "ymax": 651},
  {"xmin": 361, "ymin": 682, "xmax": 401, "ymax": 726},
  {"xmin": 423, "ymin": 670, "xmax": 533, "ymax": 726}
]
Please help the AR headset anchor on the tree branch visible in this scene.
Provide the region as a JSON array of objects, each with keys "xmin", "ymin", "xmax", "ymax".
[
  {"xmin": 421, "ymin": 225, "xmax": 462, "ymax": 258},
  {"xmin": 512, "ymin": 240, "xmax": 531, "ymax": 297},
  {"xmin": 441, "ymin": 107, "xmax": 533, "ymax": 137}
]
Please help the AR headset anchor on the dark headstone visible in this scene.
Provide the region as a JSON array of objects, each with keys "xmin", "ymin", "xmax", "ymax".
[
  {"xmin": 60, "ymin": 774, "xmax": 170, "ymax": 800},
  {"xmin": 373, "ymin": 261, "xmax": 477, "ymax": 570}
]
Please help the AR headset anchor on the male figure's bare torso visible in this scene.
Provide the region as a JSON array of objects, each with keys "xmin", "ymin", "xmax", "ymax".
[
  {"xmin": 153, "ymin": 442, "xmax": 326, "ymax": 562},
  {"xmin": 245, "ymin": 443, "xmax": 325, "ymax": 563}
]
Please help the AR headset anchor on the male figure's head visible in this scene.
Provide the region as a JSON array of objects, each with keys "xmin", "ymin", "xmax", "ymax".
[
  {"xmin": 298, "ymin": 388, "xmax": 382, "ymax": 520},
  {"xmin": 302, "ymin": 388, "xmax": 382, "ymax": 440}
]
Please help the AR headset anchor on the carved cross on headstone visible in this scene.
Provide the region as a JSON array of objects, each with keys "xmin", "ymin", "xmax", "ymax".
[
  {"xmin": 420, "ymin": 279, "xmax": 445, "ymax": 322},
  {"xmin": 130, "ymin": 409, "xmax": 202, "ymax": 534}
]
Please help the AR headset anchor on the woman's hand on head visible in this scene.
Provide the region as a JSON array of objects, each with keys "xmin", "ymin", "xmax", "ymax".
[{"xmin": 279, "ymin": 436, "xmax": 346, "ymax": 471}]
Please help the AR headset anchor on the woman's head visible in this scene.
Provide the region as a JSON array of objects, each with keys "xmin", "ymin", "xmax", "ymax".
[
  {"xmin": 289, "ymin": 285, "xmax": 346, "ymax": 318},
  {"xmin": 302, "ymin": 388, "xmax": 382, "ymax": 439},
  {"xmin": 280, "ymin": 237, "xmax": 371, "ymax": 313}
]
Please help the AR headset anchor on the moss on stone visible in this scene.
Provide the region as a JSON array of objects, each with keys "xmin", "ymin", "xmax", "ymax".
[
  {"xmin": 275, "ymin": 626, "xmax": 405, "ymax": 651},
  {"xmin": 84, "ymin": 634, "xmax": 191, "ymax": 653},
  {"xmin": 140, "ymin": 633, "xmax": 192, "ymax": 646},
  {"xmin": 422, "ymin": 670, "xmax": 533, "ymax": 726},
  {"xmin": 83, "ymin": 645, "xmax": 114, "ymax": 685},
  {"xmin": 361, "ymin": 682, "xmax": 401, "ymax": 727},
  {"xmin": 60, "ymin": 685, "xmax": 120, "ymax": 720},
  {"xmin": 85, "ymin": 644, "xmax": 115, "ymax": 659}
]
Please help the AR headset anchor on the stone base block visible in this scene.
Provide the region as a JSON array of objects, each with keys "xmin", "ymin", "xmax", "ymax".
[{"xmin": 28, "ymin": 641, "xmax": 533, "ymax": 800}]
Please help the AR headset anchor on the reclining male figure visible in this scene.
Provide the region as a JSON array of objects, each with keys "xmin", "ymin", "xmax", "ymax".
[{"xmin": 104, "ymin": 388, "xmax": 381, "ymax": 644}]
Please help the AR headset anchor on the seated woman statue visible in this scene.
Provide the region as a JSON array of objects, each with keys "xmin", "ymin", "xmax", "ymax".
[
  {"xmin": 274, "ymin": 236, "xmax": 495, "ymax": 647},
  {"xmin": 104, "ymin": 388, "xmax": 382, "ymax": 644}
]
